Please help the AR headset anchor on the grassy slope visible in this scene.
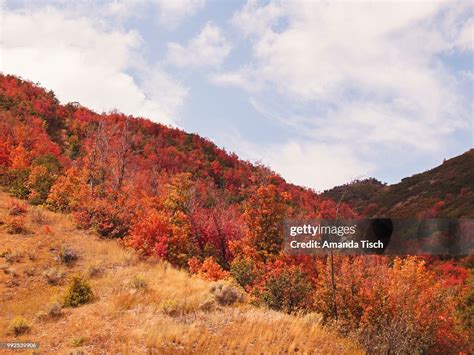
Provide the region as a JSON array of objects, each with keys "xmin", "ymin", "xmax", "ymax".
[{"xmin": 0, "ymin": 191, "xmax": 362, "ymax": 354}]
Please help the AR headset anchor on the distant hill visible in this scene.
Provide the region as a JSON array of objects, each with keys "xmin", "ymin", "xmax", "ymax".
[{"xmin": 323, "ymin": 149, "xmax": 474, "ymax": 218}]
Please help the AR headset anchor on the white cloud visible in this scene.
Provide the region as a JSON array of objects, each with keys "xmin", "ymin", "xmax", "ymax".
[
  {"xmin": 225, "ymin": 1, "xmax": 471, "ymax": 124},
  {"xmin": 165, "ymin": 22, "xmax": 231, "ymax": 69},
  {"xmin": 455, "ymin": 18, "xmax": 474, "ymax": 51},
  {"xmin": 99, "ymin": 0, "xmax": 147, "ymax": 22},
  {"xmin": 210, "ymin": 0, "xmax": 473, "ymax": 187},
  {"xmin": 229, "ymin": 1, "xmax": 463, "ymax": 105},
  {"xmin": 210, "ymin": 66, "xmax": 262, "ymax": 91},
  {"xmin": 261, "ymin": 141, "xmax": 374, "ymax": 192},
  {"xmin": 222, "ymin": 135, "xmax": 374, "ymax": 192},
  {"xmin": 0, "ymin": 6, "xmax": 187, "ymax": 125},
  {"xmin": 7, "ymin": 0, "xmax": 206, "ymax": 28},
  {"xmin": 156, "ymin": 0, "xmax": 206, "ymax": 28},
  {"xmin": 232, "ymin": 0, "xmax": 285, "ymax": 37},
  {"xmin": 135, "ymin": 64, "xmax": 189, "ymax": 122}
]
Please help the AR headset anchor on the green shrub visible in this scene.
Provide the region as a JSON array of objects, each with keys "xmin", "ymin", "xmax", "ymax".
[
  {"xmin": 6, "ymin": 169, "xmax": 30, "ymax": 199},
  {"xmin": 67, "ymin": 135, "xmax": 81, "ymax": 160},
  {"xmin": 32, "ymin": 154, "xmax": 62, "ymax": 175},
  {"xmin": 258, "ymin": 267, "xmax": 313, "ymax": 314},
  {"xmin": 27, "ymin": 166, "xmax": 55, "ymax": 205},
  {"xmin": 63, "ymin": 276, "xmax": 93, "ymax": 307},
  {"xmin": 27, "ymin": 155, "xmax": 61, "ymax": 205},
  {"xmin": 8, "ymin": 316, "xmax": 31, "ymax": 335},
  {"xmin": 230, "ymin": 257, "xmax": 259, "ymax": 288},
  {"xmin": 71, "ymin": 336, "xmax": 86, "ymax": 347}
]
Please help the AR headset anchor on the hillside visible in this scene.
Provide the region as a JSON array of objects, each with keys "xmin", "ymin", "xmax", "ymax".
[
  {"xmin": 0, "ymin": 191, "xmax": 362, "ymax": 353},
  {"xmin": 323, "ymin": 149, "xmax": 474, "ymax": 218},
  {"xmin": 0, "ymin": 74, "xmax": 471, "ymax": 354},
  {"xmin": 0, "ymin": 74, "xmax": 330, "ymax": 216}
]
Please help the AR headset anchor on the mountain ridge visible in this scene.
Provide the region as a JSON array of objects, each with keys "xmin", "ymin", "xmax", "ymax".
[{"xmin": 323, "ymin": 149, "xmax": 474, "ymax": 218}]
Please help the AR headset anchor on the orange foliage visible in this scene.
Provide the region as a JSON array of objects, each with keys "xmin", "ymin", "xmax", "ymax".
[
  {"xmin": 237, "ymin": 184, "xmax": 291, "ymax": 261},
  {"xmin": 314, "ymin": 256, "xmax": 468, "ymax": 353},
  {"xmin": 188, "ymin": 257, "xmax": 230, "ymax": 281},
  {"xmin": 46, "ymin": 167, "xmax": 83, "ymax": 212}
]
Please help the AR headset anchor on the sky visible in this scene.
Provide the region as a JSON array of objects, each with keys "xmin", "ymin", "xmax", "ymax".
[{"xmin": 1, "ymin": 0, "xmax": 473, "ymax": 191}]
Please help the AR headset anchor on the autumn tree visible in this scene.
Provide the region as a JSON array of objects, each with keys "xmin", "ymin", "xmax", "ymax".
[
  {"xmin": 238, "ymin": 184, "xmax": 291, "ymax": 261},
  {"xmin": 47, "ymin": 167, "xmax": 83, "ymax": 212},
  {"xmin": 27, "ymin": 154, "xmax": 61, "ymax": 205},
  {"xmin": 314, "ymin": 256, "xmax": 468, "ymax": 353},
  {"xmin": 253, "ymin": 261, "xmax": 314, "ymax": 314}
]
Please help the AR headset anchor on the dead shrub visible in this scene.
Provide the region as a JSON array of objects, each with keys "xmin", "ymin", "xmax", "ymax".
[
  {"xmin": 8, "ymin": 199, "xmax": 27, "ymax": 216},
  {"xmin": 0, "ymin": 249, "xmax": 11, "ymax": 257},
  {"xmin": 46, "ymin": 302, "xmax": 63, "ymax": 318},
  {"xmin": 43, "ymin": 267, "xmax": 65, "ymax": 285},
  {"xmin": 6, "ymin": 278, "xmax": 20, "ymax": 287},
  {"xmin": 8, "ymin": 316, "xmax": 31, "ymax": 336},
  {"xmin": 4, "ymin": 251, "xmax": 22, "ymax": 263},
  {"xmin": 160, "ymin": 299, "xmax": 196, "ymax": 317},
  {"xmin": 129, "ymin": 275, "xmax": 148, "ymax": 290},
  {"xmin": 27, "ymin": 250, "xmax": 37, "ymax": 261},
  {"xmin": 199, "ymin": 297, "xmax": 217, "ymax": 312},
  {"xmin": 86, "ymin": 264, "xmax": 103, "ymax": 278},
  {"xmin": 5, "ymin": 216, "xmax": 26, "ymax": 234},
  {"xmin": 210, "ymin": 283, "xmax": 242, "ymax": 306},
  {"xmin": 4, "ymin": 267, "xmax": 17, "ymax": 277},
  {"xmin": 31, "ymin": 207, "xmax": 48, "ymax": 225},
  {"xmin": 24, "ymin": 267, "xmax": 35, "ymax": 277},
  {"xmin": 59, "ymin": 246, "xmax": 78, "ymax": 265},
  {"xmin": 121, "ymin": 250, "xmax": 138, "ymax": 266}
]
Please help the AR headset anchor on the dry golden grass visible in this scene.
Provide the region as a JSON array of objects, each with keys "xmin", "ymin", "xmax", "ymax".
[
  {"xmin": 0, "ymin": 191, "xmax": 363, "ymax": 354},
  {"xmin": 142, "ymin": 308, "xmax": 361, "ymax": 354}
]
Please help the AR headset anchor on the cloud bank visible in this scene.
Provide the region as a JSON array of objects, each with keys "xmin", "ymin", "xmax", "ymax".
[
  {"xmin": 1, "ymin": 5, "xmax": 187, "ymax": 126},
  {"xmin": 211, "ymin": 0, "xmax": 473, "ymax": 189}
]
